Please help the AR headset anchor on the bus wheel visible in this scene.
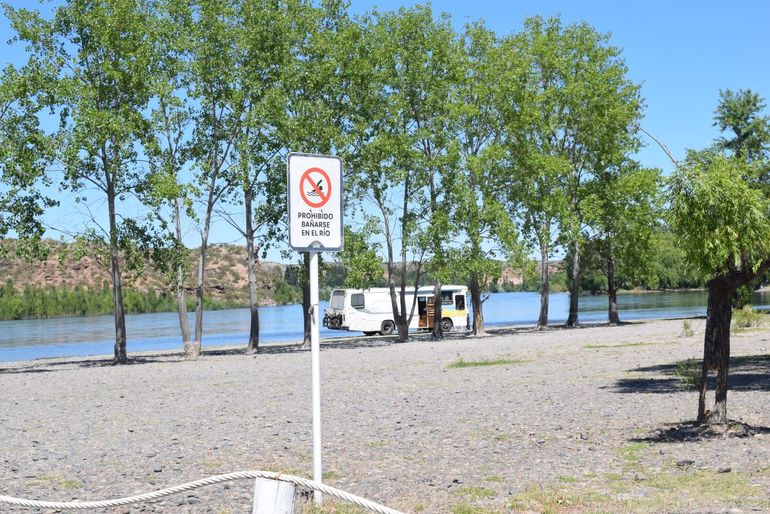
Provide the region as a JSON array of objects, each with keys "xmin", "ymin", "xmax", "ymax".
[
  {"xmin": 380, "ymin": 320, "xmax": 395, "ymax": 335},
  {"xmin": 363, "ymin": 331, "xmax": 378, "ymax": 336},
  {"xmin": 441, "ymin": 318, "xmax": 453, "ymax": 332}
]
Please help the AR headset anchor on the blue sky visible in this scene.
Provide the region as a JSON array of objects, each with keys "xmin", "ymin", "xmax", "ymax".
[
  {"xmin": 2, "ymin": 1, "xmax": 769, "ymax": 261},
  {"xmin": 348, "ymin": 0, "xmax": 770, "ymax": 172}
]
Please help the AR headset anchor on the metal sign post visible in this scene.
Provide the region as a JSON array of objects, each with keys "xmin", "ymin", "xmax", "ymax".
[
  {"xmin": 287, "ymin": 153, "xmax": 343, "ymax": 506},
  {"xmin": 309, "ymin": 249, "xmax": 322, "ymax": 505}
]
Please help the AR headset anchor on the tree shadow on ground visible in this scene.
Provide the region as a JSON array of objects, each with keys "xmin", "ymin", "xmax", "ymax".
[
  {"xmin": 0, "ymin": 329, "xmax": 469, "ymax": 374},
  {"xmin": 0, "ymin": 355, "xmax": 176, "ymax": 374},
  {"xmin": 631, "ymin": 420, "xmax": 770, "ymax": 443},
  {"xmin": 612, "ymin": 354, "xmax": 770, "ymax": 394}
]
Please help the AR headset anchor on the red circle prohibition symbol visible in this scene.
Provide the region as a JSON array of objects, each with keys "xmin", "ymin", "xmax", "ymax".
[{"xmin": 299, "ymin": 167, "xmax": 332, "ymax": 208}]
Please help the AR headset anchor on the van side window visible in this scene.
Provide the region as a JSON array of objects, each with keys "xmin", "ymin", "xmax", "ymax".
[
  {"xmin": 455, "ymin": 295, "xmax": 466, "ymax": 310},
  {"xmin": 351, "ymin": 294, "xmax": 365, "ymax": 309},
  {"xmin": 441, "ymin": 291, "xmax": 453, "ymax": 305}
]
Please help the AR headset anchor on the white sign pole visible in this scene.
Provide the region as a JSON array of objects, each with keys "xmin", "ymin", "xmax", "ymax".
[
  {"xmin": 309, "ymin": 249, "xmax": 322, "ymax": 505},
  {"xmin": 287, "ymin": 153, "xmax": 342, "ymax": 507}
]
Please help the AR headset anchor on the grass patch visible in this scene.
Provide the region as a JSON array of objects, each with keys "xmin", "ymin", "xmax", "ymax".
[
  {"xmin": 455, "ymin": 486, "xmax": 496, "ymax": 500},
  {"xmin": 510, "ymin": 485, "xmax": 609, "ymax": 513},
  {"xmin": 447, "ymin": 358, "xmax": 526, "ymax": 369},
  {"xmin": 607, "ymin": 467, "xmax": 770, "ymax": 512},
  {"xmin": 583, "ymin": 342, "xmax": 656, "ymax": 349},
  {"xmin": 517, "ymin": 466, "xmax": 770, "ymax": 513},
  {"xmin": 299, "ymin": 501, "xmax": 367, "ymax": 514},
  {"xmin": 60, "ymin": 478, "xmax": 82, "ymax": 490},
  {"xmin": 620, "ymin": 442, "xmax": 648, "ymax": 470},
  {"xmin": 674, "ymin": 358, "xmax": 701, "ymax": 390},
  {"xmin": 558, "ymin": 475, "xmax": 578, "ymax": 483},
  {"xmin": 484, "ymin": 475, "xmax": 504, "ymax": 483},
  {"xmin": 322, "ymin": 470, "xmax": 341, "ymax": 481},
  {"xmin": 449, "ymin": 503, "xmax": 502, "ymax": 514}
]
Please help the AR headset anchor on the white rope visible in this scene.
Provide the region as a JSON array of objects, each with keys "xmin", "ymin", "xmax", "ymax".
[{"xmin": 0, "ymin": 470, "xmax": 405, "ymax": 514}]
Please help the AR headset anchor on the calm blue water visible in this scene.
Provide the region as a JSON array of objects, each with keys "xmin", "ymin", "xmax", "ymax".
[{"xmin": 2, "ymin": 290, "xmax": 769, "ymax": 363}]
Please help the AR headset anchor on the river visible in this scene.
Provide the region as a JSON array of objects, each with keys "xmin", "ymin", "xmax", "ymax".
[{"xmin": 2, "ymin": 290, "xmax": 770, "ymax": 363}]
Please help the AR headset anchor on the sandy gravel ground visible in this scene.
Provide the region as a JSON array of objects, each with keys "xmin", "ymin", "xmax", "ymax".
[{"xmin": 1, "ymin": 318, "xmax": 769, "ymax": 513}]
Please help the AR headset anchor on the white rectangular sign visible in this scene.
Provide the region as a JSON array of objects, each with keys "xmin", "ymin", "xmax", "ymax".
[{"xmin": 287, "ymin": 153, "xmax": 343, "ymax": 252}]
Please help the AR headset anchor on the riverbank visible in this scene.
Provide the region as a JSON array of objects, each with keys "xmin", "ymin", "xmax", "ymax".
[{"xmin": 1, "ymin": 318, "xmax": 769, "ymax": 513}]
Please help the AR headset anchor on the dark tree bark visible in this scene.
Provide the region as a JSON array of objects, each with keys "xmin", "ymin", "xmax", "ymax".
[
  {"xmin": 104, "ymin": 152, "xmax": 127, "ymax": 364},
  {"xmin": 470, "ymin": 274, "xmax": 484, "ymax": 336},
  {"xmin": 108, "ymin": 213, "xmax": 127, "ymax": 364},
  {"xmin": 537, "ymin": 238, "xmax": 550, "ymax": 329},
  {"xmin": 607, "ymin": 251, "xmax": 620, "ymax": 325},
  {"xmin": 393, "ymin": 278, "xmax": 409, "ymax": 342},
  {"xmin": 698, "ymin": 278, "xmax": 734, "ymax": 424},
  {"xmin": 566, "ymin": 238, "xmax": 580, "ymax": 327},
  {"xmin": 245, "ymin": 186, "xmax": 260, "ymax": 353}
]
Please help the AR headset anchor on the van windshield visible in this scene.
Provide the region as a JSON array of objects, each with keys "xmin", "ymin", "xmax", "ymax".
[{"xmin": 330, "ymin": 291, "xmax": 345, "ymax": 309}]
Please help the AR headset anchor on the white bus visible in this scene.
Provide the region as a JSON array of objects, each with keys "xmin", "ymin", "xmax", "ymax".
[{"xmin": 323, "ymin": 285, "xmax": 469, "ymax": 336}]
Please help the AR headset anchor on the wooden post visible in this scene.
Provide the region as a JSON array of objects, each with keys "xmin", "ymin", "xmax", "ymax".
[{"xmin": 252, "ymin": 478, "xmax": 296, "ymax": 514}]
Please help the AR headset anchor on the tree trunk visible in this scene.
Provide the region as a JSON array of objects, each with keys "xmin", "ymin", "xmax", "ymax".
[
  {"xmin": 537, "ymin": 239, "xmax": 549, "ymax": 329},
  {"xmin": 245, "ymin": 187, "xmax": 260, "ymax": 353},
  {"xmin": 106, "ymin": 168, "xmax": 127, "ymax": 364},
  {"xmin": 607, "ymin": 252, "xmax": 620, "ymax": 325},
  {"xmin": 191, "ymin": 189, "xmax": 219, "ymax": 358},
  {"xmin": 302, "ymin": 252, "xmax": 311, "ymax": 348},
  {"xmin": 698, "ymin": 279, "xmax": 734, "ymax": 424},
  {"xmin": 432, "ymin": 281, "xmax": 443, "ymax": 340},
  {"xmin": 395, "ymin": 276, "xmax": 409, "ymax": 343},
  {"xmin": 190, "ymin": 236, "xmax": 206, "ymax": 358},
  {"xmin": 174, "ymin": 197, "xmax": 191, "ymax": 347},
  {"xmin": 470, "ymin": 274, "xmax": 484, "ymax": 336},
  {"xmin": 566, "ymin": 238, "xmax": 580, "ymax": 327}
]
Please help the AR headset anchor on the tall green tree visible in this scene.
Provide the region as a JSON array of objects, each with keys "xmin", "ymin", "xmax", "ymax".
[
  {"xmin": 346, "ymin": 6, "xmax": 453, "ymax": 342},
  {"xmin": 388, "ymin": 6, "xmax": 461, "ymax": 341},
  {"xmin": 5, "ymin": 0, "xmax": 156, "ymax": 364},
  {"xmin": 142, "ymin": 0, "xmax": 195, "ymax": 352},
  {"xmin": 582, "ymin": 163, "xmax": 661, "ymax": 323},
  {"xmin": 496, "ymin": 21, "xmax": 569, "ymax": 329},
  {"xmin": 185, "ymin": 0, "xmax": 246, "ymax": 357},
  {"xmin": 667, "ymin": 89, "xmax": 770, "ymax": 425},
  {"xmin": 497, "ymin": 17, "xmax": 643, "ymax": 329},
  {"xmin": 278, "ymin": 0, "xmax": 351, "ymax": 346},
  {"xmin": 214, "ymin": 0, "xmax": 321, "ymax": 353},
  {"xmin": 449, "ymin": 22, "xmax": 522, "ymax": 336}
]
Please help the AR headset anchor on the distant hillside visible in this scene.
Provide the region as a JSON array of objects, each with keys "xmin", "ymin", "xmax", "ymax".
[
  {"xmin": 0, "ymin": 240, "xmax": 288, "ymax": 306},
  {"xmin": 0, "ymin": 239, "xmax": 559, "ymax": 305}
]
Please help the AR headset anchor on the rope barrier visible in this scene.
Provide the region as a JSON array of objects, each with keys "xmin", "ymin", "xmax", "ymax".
[{"xmin": 0, "ymin": 470, "xmax": 405, "ymax": 514}]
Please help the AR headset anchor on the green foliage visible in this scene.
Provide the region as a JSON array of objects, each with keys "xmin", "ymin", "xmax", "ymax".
[
  {"xmin": 0, "ymin": 64, "xmax": 56, "ymax": 257},
  {"xmin": 651, "ymin": 229, "xmax": 708, "ymax": 289},
  {"xmin": 674, "ymin": 359, "xmax": 701, "ymax": 390},
  {"xmin": 582, "ymin": 164, "xmax": 663, "ymax": 292},
  {"xmin": 338, "ymin": 225, "xmax": 383, "ymax": 289},
  {"xmin": 0, "ymin": 281, "xmax": 255, "ymax": 321},
  {"xmin": 273, "ymin": 280, "xmax": 302, "ymax": 306},
  {"xmin": 732, "ymin": 304, "xmax": 765, "ymax": 330},
  {"xmin": 668, "ymin": 155, "xmax": 770, "ymax": 276},
  {"xmin": 714, "ymin": 89, "xmax": 770, "ymax": 162}
]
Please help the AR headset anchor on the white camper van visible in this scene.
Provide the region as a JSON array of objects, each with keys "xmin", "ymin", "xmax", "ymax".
[{"xmin": 323, "ymin": 285, "xmax": 469, "ymax": 335}]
